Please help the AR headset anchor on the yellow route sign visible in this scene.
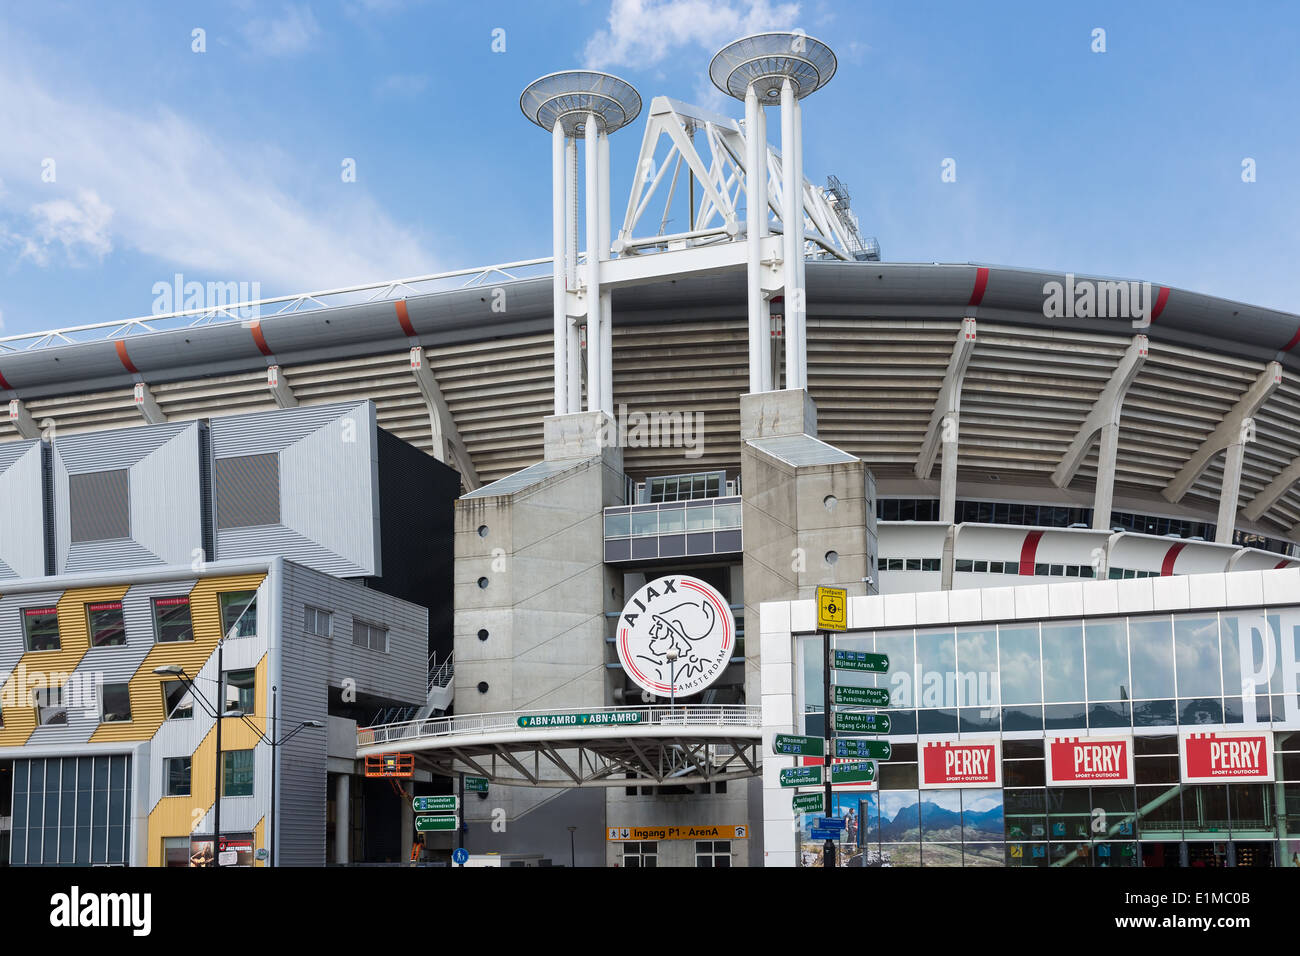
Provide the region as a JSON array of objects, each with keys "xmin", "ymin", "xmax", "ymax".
[
  {"xmin": 607, "ymin": 825, "xmax": 747, "ymax": 841},
  {"xmin": 817, "ymin": 585, "xmax": 847, "ymax": 631}
]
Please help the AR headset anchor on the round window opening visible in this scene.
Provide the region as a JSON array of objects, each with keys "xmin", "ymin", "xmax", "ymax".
[
  {"xmin": 477, "ymin": 628, "xmax": 489, "ymax": 641},
  {"xmin": 477, "ymin": 577, "xmax": 489, "ymax": 589},
  {"xmin": 825, "ymin": 550, "xmax": 839, "ymax": 566},
  {"xmin": 476, "ymin": 681, "xmax": 489, "ymax": 694},
  {"xmin": 823, "ymin": 494, "xmax": 837, "ymax": 511},
  {"xmin": 477, "ymin": 525, "xmax": 489, "ymax": 538}
]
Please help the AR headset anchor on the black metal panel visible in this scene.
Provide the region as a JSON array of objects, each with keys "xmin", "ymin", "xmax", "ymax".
[{"xmin": 69, "ymin": 470, "xmax": 130, "ymax": 542}]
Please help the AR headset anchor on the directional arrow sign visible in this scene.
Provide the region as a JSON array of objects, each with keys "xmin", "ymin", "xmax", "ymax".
[
  {"xmin": 808, "ymin": 827, "xmax": 841, "ymax": 842},
  {"xmin": 816, "ymin": 586, "xmax": 848, "ymax": 631},
  {"xmin": 832, "ymin": 650, "xmax": 889, "ymax": 673},
  {"xmin": 464, "ymin": 776, "xmax": 489, "ymax": 793},
  {"xmin": 413, "ymin": 795, "xmax": 458, "ymax": 813},
  {"xmin": 833, "ymin": 685, "xmax": 891, "ymax": 707},
  {"xmin": 830, "ymin": 761, "xmax": 877, "ymax": 784},
  {"xmin": 792, "ymin": 792, "xmax": 826, "ymax": 814},
  {"xmin": 779, "ymin": 766, "xmax": 823, "ymax": 788},
  {"xmin": 415, "ymin": 815, "xmax": 459, "ymax": 832},
  {"xmin": 833, "ymin": 711, "xmax": 891, "ymax": 735},
  {"xmin": 835, "ymin": 738, "xmax": 893, "ymax": 760},
  {"xmin": 772, "ymin": 734, "xmax": 824, "ymax": 757}
]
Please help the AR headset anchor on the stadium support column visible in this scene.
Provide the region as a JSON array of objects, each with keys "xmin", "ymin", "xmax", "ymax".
[
  {"xmin": 780, "ymin": 79, "xmax": 805, "ymax": 391},
  {"xmin": 1217, "ymin": 441, "xmax": 1247, "ymax": 545},
  {"xmin": 552, "ymin": 121, "xmax": 568, "ymax": 415},
  {"xmin": 915, "ymin": 320, "xmax": 976, "ymax": 528},
  {"xmin": 745, "ymin": 84, "xmax": 771, "ymax": 393},
  {"xmin": 566, "ymin": 137, "xmax": 582, "ymax": 415},
  {"xmin": 585, "ymin": 113, "xmax": 603, "ymax": 415},
  {"xmin": 599, "ymin": 128, "xmax": 614, "ymax": 415},
  {"xmin": 1051, "ymin": 335, "xmax": 1147, "ymax": 531},
  {"xmin": 334, "ymin": 772, "xmax": 349, "ymax": 864},
  {"xmin": 792, "ymin": 94, "xmax": 807, "ymax": 387}
]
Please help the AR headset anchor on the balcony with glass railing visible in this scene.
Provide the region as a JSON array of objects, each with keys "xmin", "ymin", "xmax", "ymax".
[{"xmin": 603, "ymin": 497, "xmax": 742, "ymax": 563}]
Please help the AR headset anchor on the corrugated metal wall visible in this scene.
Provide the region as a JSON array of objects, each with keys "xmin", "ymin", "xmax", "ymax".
[{"xmin": 0, "ymin": 441, "xmax": 46, "ymax": 579}]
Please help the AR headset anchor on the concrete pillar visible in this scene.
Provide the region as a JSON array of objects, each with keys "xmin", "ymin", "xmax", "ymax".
[
  {"xmin": 400, "ymin": 780, "xmax": 414, "ymax": 855},
  {"xmin": 939, "ymin": 422, "xmax": 958, "ymax": 525},
  {"xmin": 1092, "ymin": 420, "xmax": 1120, "ymax": 531},
  {"xmin": 1216, "ymin": 441, "xmax": 1246, "ymax": 544},
  {"xmin": 333, "ymin": 773, "xmax": 350, "ymax": 864}
]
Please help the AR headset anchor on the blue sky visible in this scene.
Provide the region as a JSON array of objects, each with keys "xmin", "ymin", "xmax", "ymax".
[{"xmin": 0, "ymin": 0, "xmax": 1297, "ymax": 338}]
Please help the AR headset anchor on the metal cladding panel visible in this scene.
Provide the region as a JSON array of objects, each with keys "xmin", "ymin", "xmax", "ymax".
[
  {"xmin": 210, "ymin": 401, "xmax": 379, "ymax": 577},
  {"xmin": 0, "ymin": 589, "xmax": 65, "ymax": 742},
  {"xmin": 52, "ymin": 422, "xmax": 202, "ymax": 574},
  {"xmin": 277, "ymin": 562, "xmax": 426, "ymax": 865},
  {"xmin": 0, "ymin": 441, "xmax": 46, "ymax": 579}
]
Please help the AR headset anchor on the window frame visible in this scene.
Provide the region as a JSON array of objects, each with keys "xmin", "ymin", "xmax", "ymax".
[
  {"xmin": 161, "ymin": 681, "xmax": 194, "ymax": 721},
  {"xmin": 219, "ymin": 590, "xmax": 258, "ymax": 640},
  {"xmin": 86, "ymin": 600, "xmax": 127, "ymax": 648},
  {"xmin": 22, "ymin": 606, "xmax": 61, "ymax": 652},
  {"xmin": 165, "ymin": 756, "xmax": 192, "ymax": 797},
  {"xmin": 152, "ymin": 596, "xmax": 195, "ymax": 644},
  {"xmin": 100, "ymin": 683, "xmax": 133, "ymax": 723},
  {"xmin": 222, "ymin": 669, "xmax": 256, "ymax": 716},
  {"xmin": 304, "ymin": 605, "xmax": 333, "ymax": 638},
  {"xmin": 353, "ymin": 618, "xmax": 389, "ymax": 653},
  {"xmin": 221, "ymin": 749, "xmax": 255, "ymax": 797}
]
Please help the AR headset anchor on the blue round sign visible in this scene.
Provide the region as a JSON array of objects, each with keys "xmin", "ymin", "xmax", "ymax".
[{"xmin": 453, "ymin": 847, "xmax": 469, "ymax": 865}]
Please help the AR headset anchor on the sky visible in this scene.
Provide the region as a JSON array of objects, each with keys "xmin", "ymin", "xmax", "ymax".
[{"xmin": 0, "ymin": 0, "xmax": 1297, "ymax": 339}]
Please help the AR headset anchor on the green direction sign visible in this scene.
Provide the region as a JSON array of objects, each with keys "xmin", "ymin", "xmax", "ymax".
[
  {"xmin": 772, "ymin": 734, "xmax": 824, "ymax": 758},
  {"xmin": 415, "ymin": 815, "xmax": 459, "ymax": 832},
  {"xmin": 413, "ymin": 795, "xmax": 458, "ymax": 813},
  {"xmin": 779, "ymin": 766, "xmax": 823, "ymax": 788},
  {"xmin": 517, "ymin": 711, "xmax": 642, "ymax": 728},
  {"xmin": 465, "ymin": 776, "xmax": 489, "ymax": 793},
  {"xmin": 830, "ymin": 761, "xmax": 877, "ymax": 784},
  {"xmin": 832, "ymin": 650, "xmax": 889, "ymax": 673},
  {"xmin": 833, "ymin": 685, "xmax": 891, "ymax": 707},
  {"xmin": 833, "ymin": 711, "xmax": 891, "ymax": 735},
  {"xmin": 792, "ymin": 792, "xmax": 826, "ymax": 814},
  {"xmin": 835, "ymin": 738, "xmax": 893, "ymax": 760}
]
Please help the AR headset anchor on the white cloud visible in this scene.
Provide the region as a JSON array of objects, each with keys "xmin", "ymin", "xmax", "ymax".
[
  {"xmin": 14, "ymin": 189, "xmax": 114, "ymax": 266},
  {"xmin": 0, "ymin": 69, "xmax": 437, "ymax": 292},
  {"xmin": 243, "ymin": 4, "xmax": 321, "ymax": 57},
  {"xmin": 583, "ymin": 0, "xmax": 802, "ymax": 71}
]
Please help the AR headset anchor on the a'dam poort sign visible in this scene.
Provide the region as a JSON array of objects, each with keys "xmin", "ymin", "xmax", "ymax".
[{"xmin": 616, "ymin": 575, "xmax": 735, "ymax": 699}]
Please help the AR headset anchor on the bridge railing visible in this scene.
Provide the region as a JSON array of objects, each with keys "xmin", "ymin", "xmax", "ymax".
[{"xmin": 356, "ymin": 704, "xmax": 761, "ymax": 748}]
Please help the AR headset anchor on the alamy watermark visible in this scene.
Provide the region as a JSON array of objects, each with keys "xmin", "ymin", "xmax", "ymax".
[
  {"xmin": 1043, "ymin": 273, "xmax": 1154, "ymax": 328},
  {"xmin": 596, "ymin": 404, "xmax": 705, "ymax": 459},
  {"xmin": 152, "ymin": 273, "xmax": 261, "ymax": 319}
]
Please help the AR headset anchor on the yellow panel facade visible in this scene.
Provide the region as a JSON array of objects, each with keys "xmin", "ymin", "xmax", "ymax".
[
  {"xmin": 0, "ymin": 584, "xmax": 129, "ymax": 747},
  {"xmin": 90, "ymin": 573, "xmax": 266, "ymax": 744},
  {"xmin": 146, "ymin": 654, "xmax": 268, "ymax": 866}
]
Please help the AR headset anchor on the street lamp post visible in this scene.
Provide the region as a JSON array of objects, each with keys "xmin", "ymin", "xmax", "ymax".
[
  {"xmin": 666, "ymin": 648, "xmax": 678, "ymax": 709},
  {"xmin": 568, "ymin": 825, "xmax": 577, "ymax": 868}
]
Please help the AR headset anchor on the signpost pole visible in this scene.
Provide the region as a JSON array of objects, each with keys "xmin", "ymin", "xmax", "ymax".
[
  {"xmin": 823, "ymin": 628, "xmax": 835, "ymax": 869},
  {"xmin": 457, "ymin": 772, "xmax": 465, "ymax": 854}
]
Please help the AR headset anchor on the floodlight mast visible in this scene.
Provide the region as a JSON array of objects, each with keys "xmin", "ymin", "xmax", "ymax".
[
  {"xmin": 520, "ymin": 72, "xmax": 642, "ymax": 418},
  {"xmin": 709, "ymin": 32, "xmax": 838, "ymax": 395}
]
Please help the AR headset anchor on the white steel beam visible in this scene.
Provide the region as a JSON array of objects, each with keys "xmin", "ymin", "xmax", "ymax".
[
  {"xmin": 780, "ymin": 80, "xmax": 803, "ymax": 390},
  {"xmin": 132, "ymin": 383, "xmax": 166, "ymax": 424},
  {"xmin": 7, "ymin": 399, "xmax": 40, "ymax": 439},
  {"xmin": 914, "ymin": 319, "xmax": 977, "ymax": 524},
  {"xmin": 266, "ymin": 365, "xmax": 298, "ymax": 408},
  {"xmin": 1163, "ymin": 362, "xmax": 1281, "ymax": 506},
  {"xmin": 409, "ymin": 347, "xmax": 480, "ymax": 491},
  {"xmin": 585, "ymin": 115, "xmax": 603, "ymax": 414},
  {"xmin": 551, "ymin": 121, "xmax": 568, "ymax": 416},
  {"xmin": 1242, "ymin": 454, "xmax": 1300, "ymax": 522}
]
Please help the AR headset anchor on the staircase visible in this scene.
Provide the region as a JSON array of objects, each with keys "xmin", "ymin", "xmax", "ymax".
[{"xmin": 421, "ymin": 652, "xmax": 454, "ymax": 718}]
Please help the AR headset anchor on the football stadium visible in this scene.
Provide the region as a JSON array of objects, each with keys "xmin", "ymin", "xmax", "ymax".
[{"xmin": 0, "ymin": 32, "xmax": 1297, "ymax": 868}]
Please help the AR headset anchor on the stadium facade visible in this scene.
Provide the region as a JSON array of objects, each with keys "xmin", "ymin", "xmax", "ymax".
[{"xmin": 1, "ymin": 32, "xmax": 1298, "ymax": 866}]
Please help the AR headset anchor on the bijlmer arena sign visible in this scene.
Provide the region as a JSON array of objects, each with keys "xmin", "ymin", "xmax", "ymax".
[{"xmin": 616, "ymin": 575, "xmax": 735, "ymax": 699}]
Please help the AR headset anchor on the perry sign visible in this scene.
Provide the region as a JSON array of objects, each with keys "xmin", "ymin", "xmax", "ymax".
[
  {"xmin": 1045, "ymin": 736, "xmax": 1135, "ymax": 787},
  {"xmin": 1180, "ymin": 730, "xmax": 1273, "ymax": 784},
  {"xmin": 616, "ymin": 575, "xmax": 735, "ymax": 699},
  {"xmin": 919, "ymin": 738, "xmax": 1001, "ymax": 789}
]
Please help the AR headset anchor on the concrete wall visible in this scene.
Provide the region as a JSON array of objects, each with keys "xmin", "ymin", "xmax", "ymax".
[{"xmin": 604, "ymin": 786, "xmax": 751, "ymax": 867}]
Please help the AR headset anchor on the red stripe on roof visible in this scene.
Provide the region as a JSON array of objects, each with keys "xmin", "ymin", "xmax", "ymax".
[
  {"xmin": 1019, "ymin": 530, "xmax": 1044, "ymax": 575},
  {"xmin": 1161, "ymin": 542, "xmax": 1187, "ymax": 576},
  {"xmin": 248, "ymin": 320, "xmax": 273, "ymax": 357},
  {"xmin": 395, "ymin": 299, "xmax": 416, "ymax": 337},
  {"xmin": 114, "ymin": 341, "xmax": 139, "ymax": 374},
  {"xmin": 968, "ymin": 267, "xmax": 989, "ymax": 307},
  {"xmin": 1275, "ymin": 559, "xmax": 1292, "ymax": 570},
  {"xmin": 1149, "ymin": 286, "xmax": 1170, "ymax": 324},
  {"xmin": 0, "ymin": 370, "xmax": 11, "ymax": 391},
  {"xmin": 1281, "ymin": 325, "xmax": 1300, "ymax": 353}
]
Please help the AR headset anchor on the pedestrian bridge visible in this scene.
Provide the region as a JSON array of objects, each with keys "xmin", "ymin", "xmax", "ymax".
[{"xmin": 356, "ymin": 705, "xmax": 763, "ymax": 787}]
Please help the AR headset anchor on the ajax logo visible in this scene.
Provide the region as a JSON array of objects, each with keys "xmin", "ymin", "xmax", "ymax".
[{"xmin": 616, "ymin": 575, "xmax": 734, "ymax": 699}]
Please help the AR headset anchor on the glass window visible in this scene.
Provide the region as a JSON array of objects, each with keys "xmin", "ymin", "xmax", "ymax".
[
  {"xmin": 1040, "ymin": 622, "xmax": 1085, "ymax": 703},
  {"xmin": 1085, "ymin": 619, "xmax": 1129, "ymax": 702},
  {"xmin": 219, "ymin": 590, "xmax": 257, "ymax": 639},
  {"xmin": 222, "ymin": 749, "xmax": 255, "ymax": 797},
  {"xmin": 163, "ymin": 836, "xmax": 191, "ymax": 867},
  {"xmin": 353, "ymin": 619, "xmax": 388, "ymax": 652},
  {"xmin": 153, "ymin": 596, "xmax": 194, "ymax": 643},
  {"xmin": 87, "ymin": 601, "xmax": 126, "ymax": 647},
  {"xmin": 1174, "ymin": 615, "xmax": 1221, "ymax": 698},
  {"xmin": 714, "ymin": 500, "xmax": 740, "ymax": 530},
  {"xmin": 956, "ymin": 628, "xmax": 998, "ymax": 709},
  {"xmin": 875, "ymin": 630, "xmax": 914, "ymax": 705},
  {"xmin": 998, "ymin": 625, "xmax": 1041, "ymax": 705},
  {"xmin": 658, "ymin": 506, "xmax": 685, "ymax": 534},
  {"xmin": 100, "ymin": 684, "xmax": 132, "ymax": 722},
  {"xmin": 915, "ymin": 629, "xmax": 956, "ymax": 708},
  {"xmin": 604, "ymin": 512, "xmax": 630, "ymax": 537},
  {"xmin": 23, "ymin": 606, "xmax": 61, "ymax": 652},
  {"xmin": 165, "ymin": 757, "xmax": 191, "ymax": 797},
  {"xmin": 304, "ymin": 606, "xmax": 332, "ymax": 638},
  {"xmin": 162, "ymin": 681, "xmax": 194, "ymax": 720},
  {"xmin": 1128, "ymin": 617, "xmax": 1175, "ymax": 699},
  {"xmin": 223, "ymin": 670, "xmax": 255, "ymax": 715},
  {"xmin": 33, "ymin": 687, "xmax": 68, "ymax": 725},
  {"xmin": 1220, "ymin": 610, "xmax": 1278, "ymax": 700},
  {"xmin": 630, "ymin": 511, "xmax": 658, "ymax": 536}
]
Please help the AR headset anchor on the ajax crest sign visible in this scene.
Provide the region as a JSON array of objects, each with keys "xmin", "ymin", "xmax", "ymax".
[{"xmin": 616, "ymin": 575, "xmax": 734, "ymax": 699}]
